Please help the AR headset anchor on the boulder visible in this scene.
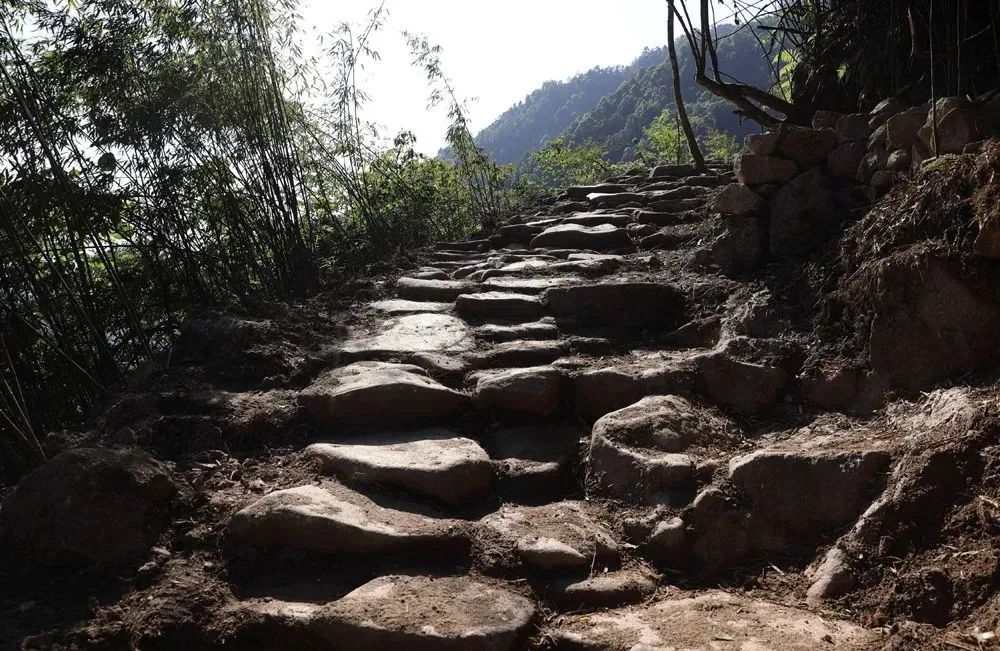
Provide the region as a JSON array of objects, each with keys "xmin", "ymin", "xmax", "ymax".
[
  {"xmin": 710, "ymin": 216, "xmax": 767, "ymax": 273},
  {"xmin": 868, "ymin": 122, "xmax": 888, "ymax": 150},
  {"xmin": 529, "ymin": 223, "xmax": 631, "ymax": 250},
  {"xmin": 733, "ymin": 154, "xmax": 797, "ymax": 187},
  {"xmin": 886, "ymin": 148, "xmax": 911, "ymax": 172},
  {"xmin": 768, "ymin": 167, "xmax": 842, "ymax": 257},
  {"xmin": 826, "ymin": 141, "xmax": 868, "ymax": 180},
  {"xmin": 774, "ymin": 125, "xmax": 836, "ymax": 167},
  {"xmin": 886, "ymin": 106, "xmax": 927, "ymax": 150},
  {"xmin": 299, "ymin": 361, "xmax": 467, "ymax": 425},
  {"xmin": 228, "ymin": 484, "xmax": 468, "ymax": 555},
  {"xmin": 308, "ymin": 575, "xmax": 535, "ymax": 650},
  {"xmin": 708, "ymin": 184, "xmax": 766, "ymax": 217},
  {"xmin": 474, "ymin": 366, "xmax": 562, "ymax": 416},
  {"xmin": 306, "ymin": 432, "xmax": 493, "ymax": 506},
  {"xmin": 455, "ymin": 291, "xmax": 544, "ymax": 320},
  {"xmin": 919, "ymin": 106, "xmax": 988, "ymax": 155},
  {"xmin": 856, "ymin": 146, "xmax": 889, "ymax": 183},
  {"xmin": 868, "ymin": 97, "xmax": 907, "ymax": 128},
  {"xmin": 543, "ymin": 282, "xmax": 686, "ymax": 328},
  {"xmin": 812, "ymin": 110, "xmax": 843, "ymax": 130},
  {"xmin": 742, "ymin": 132, "xmax": 780, "ymax": 155},
  {"xmin": 0, "ymin": 448, "xmax": 177, "ymax": 567},
  {"xmin": 835, "ymin": 113, "xmax": 871, "ymax": 143}
]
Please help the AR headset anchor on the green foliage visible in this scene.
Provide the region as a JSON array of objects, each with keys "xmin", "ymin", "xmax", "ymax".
[
  {"xmin": 636, "ymin": 108, "xmax": 691, "ymax": 164},
  {"xmin": 528, "ymin": 138, "xmax": 618, "ymax": 191},
  {"xmin": 0, "ymin": 0, "xmax": 509, "ymax": 480},
  {"xmin": 704, "ymin": 129, "xmax": 738, "ymax": 162}
]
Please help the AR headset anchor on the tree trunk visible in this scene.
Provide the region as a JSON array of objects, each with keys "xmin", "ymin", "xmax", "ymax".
[{"xmin": 667, "ymin": 0, "xmax": 706, "ymax": 171}]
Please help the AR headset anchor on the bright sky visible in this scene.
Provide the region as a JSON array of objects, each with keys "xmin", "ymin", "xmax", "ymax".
[{"xmin": 300, "ymin": 0, "xmax": 705, "ymax": 154}]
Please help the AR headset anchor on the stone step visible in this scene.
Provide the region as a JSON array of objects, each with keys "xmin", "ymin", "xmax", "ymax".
[
  {"xmin": 543, "ymin": 281, "xmax": 686, "ymax": 328},
  {"xmin": 435, "ymin": 238, "xmax": 491, "ymax": 252},
  {"xmin": 481, "ymin": 276, "xmax": 580, "ymax": 294},
  {"xmin": 228, "ymin": 484, "xmax": 469, "ymax": 556},
  {"xmin": 484, "ymin": 425, "xmax": 581, "ymax": 502},
  {"xmin": 473, "ymin": 365, "xmax": 563, "ymax": 416},
  {"xmin": 530, "ymin": 223, "xmax": 632, "ymax": 250},
  {"xmin": 340, "ymin": 313, "xmax": 474, "ymax": 358},
  {"xmin": 544, "ymin": 591, "xmax": 880, "ymax": 649},
  {"xmin": 455, "ymin": 291, "xmax": 545, "ymax": 320},
  {"xmin": 477, "ymin": 501, "xmax": 621, "ymax": 573},
  {"xmin": 475, "ymin": 320, "xmax": 560, "ymax": 342},
  {"xmin": 396, "ymin": 277, "xmax": 473, "ymax": 301},
  {"xmin": 306, "ymin": 430, "xmax": 493, "ymax": 506},
  {"xmin": 299, "ymin": 361, "xmax": 467, "ymax": 426},
  {"xmin": 547, "ymin": 568, "xmax": 658, "ymax": 610},
  {"xmin": 245, "ymin": 575, "xmax": 536, "ymax": 650},
  {"xmin": 369, "ymin": 299, "xmax": 452, "ymax": 316}
]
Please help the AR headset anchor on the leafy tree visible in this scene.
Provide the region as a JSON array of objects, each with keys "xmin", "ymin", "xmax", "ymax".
[{"xmin": 528, "ymin": 138, "xmax": 618, "ymax": 191}]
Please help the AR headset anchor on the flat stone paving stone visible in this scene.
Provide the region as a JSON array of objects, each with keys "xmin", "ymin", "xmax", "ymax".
[
  {"xmin": 369, "ymin": 299, "xmax": 452, "ymax": 315},
  {"xmin": 474, "ymin": 366, "xmax": 562, "ymax": 416},
  {"xmin": 396, "ymin": 277, "xmax": 473, "ymax": 302},
  {"xmin": 530, "ymin": 224, "xmax": 631, "ymax": 251},
  {"xmin": 306, "ymin": 431, "xmax": 493, "ymax": 506},
  {"xmin": 311, "ymin": 575, "xmax": 536, "ymax": 650},
  {"xmin": 476, "ymin": 320, "xmax": 559, "ymax": 342},
  {"xmin": 478, "ymin": 501, "xmax": 620, "ymax": 571},
  {"xmin": 545, "ymin": 591, "xmax": 880, "ymax": 650},
  {"xmin": 341, "ymin": 314, "xmax": 474, "ymax": 358},
  {"xmin": 548, "ymin": 568, "xmax": 659, "ymax": 610},
  {"xmin": 481, "ymin": 276, "xmax": 580, "ymax": 294},
  {"xmin": 299, "ymin": 361, "xmax": 467, "ymax": 426},
  {"xmin": 229, "ymin": 484, "xmax": 468, "ymax": 556},
  {"xmin": 455, "ymin": 292, "xmax": 544, "ymax": 320}
]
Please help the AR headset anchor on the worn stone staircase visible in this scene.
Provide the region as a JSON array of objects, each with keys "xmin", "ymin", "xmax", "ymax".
[{"xmin": 214, "ymin": 163, "xmax": 887, "ymax": 649}]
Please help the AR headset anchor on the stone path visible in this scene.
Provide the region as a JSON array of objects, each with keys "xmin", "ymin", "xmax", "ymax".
[{"xmin": 225, "ymin": 165, "xmax": 886, "ymax": 649}]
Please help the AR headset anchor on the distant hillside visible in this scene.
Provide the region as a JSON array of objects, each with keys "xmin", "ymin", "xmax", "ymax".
[
  {"xmin": 563, "ymin": 26, "xmax": 774, "ymax": 161},
  {"xmin": 453, "ymin": 48, "xmax": 667, "ymax": 164},
  {"xmin": 470, "ymin": 25, "xmax": 777, "ymax": 164}
]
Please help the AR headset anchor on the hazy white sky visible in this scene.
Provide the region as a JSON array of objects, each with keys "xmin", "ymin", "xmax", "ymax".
[{"xmin": 300, "ymin": 1, "xmax": 700, "ymax": 154}]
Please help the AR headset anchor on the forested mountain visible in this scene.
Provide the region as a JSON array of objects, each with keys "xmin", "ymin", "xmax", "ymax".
[
  {"xmin": 474, "ymin": 26, "xmax": 776, "ymax": 163},
  {"xmin": 466, "ymin": 48, "xmax": 667, "ymax": 164}
]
